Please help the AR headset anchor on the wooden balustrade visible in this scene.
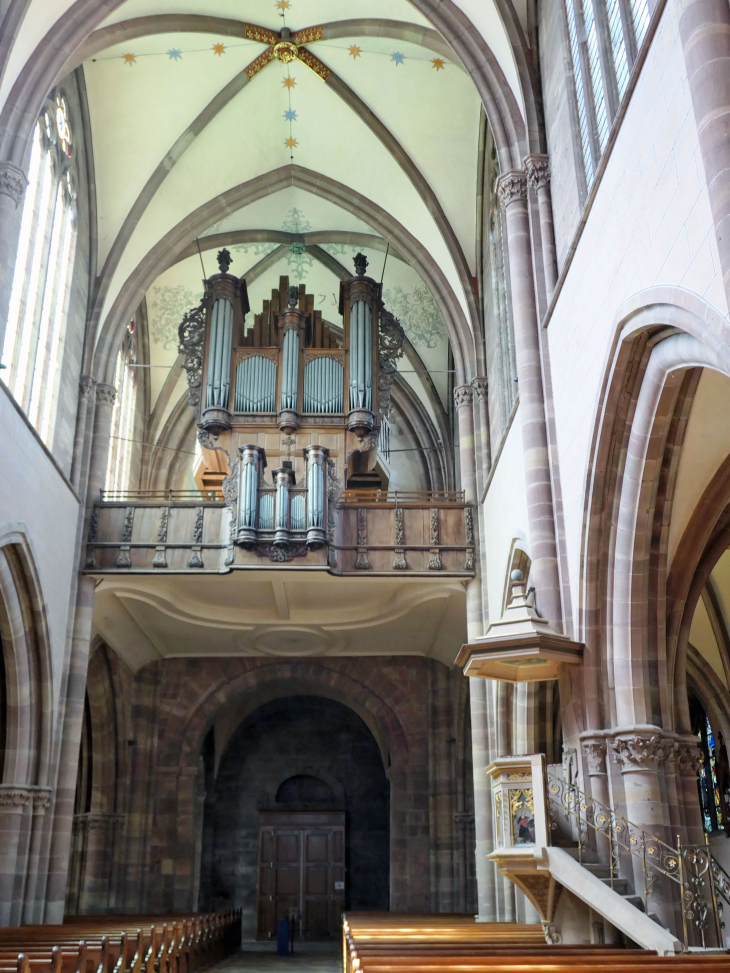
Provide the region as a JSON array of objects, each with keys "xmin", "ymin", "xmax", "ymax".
[{"xmin": 0, "ymin": 910, "xmax": 241, "ymax": 973}]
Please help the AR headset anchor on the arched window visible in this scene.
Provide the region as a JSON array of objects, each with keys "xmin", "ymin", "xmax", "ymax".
[
  {"xmin": 105, "ymin": 323, "xmax": 138, "ymax": 494},
  {"xmin": 2, "ymin": 92, "xmax": 77, "ymax": 446},
  {"xmin": 690, "ymin": 695, "xmax": 729, "ymax": 834}
]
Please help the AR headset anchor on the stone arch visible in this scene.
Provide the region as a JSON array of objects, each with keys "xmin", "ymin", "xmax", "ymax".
[
  {"xmin": 580, "ymin": 287, "xmax": 730, "ymax": 735},
  {"xmin": 0, "ymin": 524, "xmax": 53, "ymax": 788},
  {"xmin": 92, "ymin": 167, "xmax": 475, "ymax": 386},
  {"xmin": 168, "ymin": 662, "xmax": 410, "ymax": 775}
]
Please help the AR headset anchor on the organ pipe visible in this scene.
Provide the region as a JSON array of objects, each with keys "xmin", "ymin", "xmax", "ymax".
[
  {"xmin": 273, "ymin": 466, "xmax": 295, "ymax": 546},
  {"xmin": 237, "ymin": 444, "xmax": 265, "ymax": 548},
  {"xmin": 206, "ymin": 298, "xmax": 233, "ymax": 410},
  {"xmin": 281, "ymin": 329, "xmax": 299, "ymax": 410},
  {"xmin": 304, "ymin": 444, "xmax": 329, "ymax": 548}
]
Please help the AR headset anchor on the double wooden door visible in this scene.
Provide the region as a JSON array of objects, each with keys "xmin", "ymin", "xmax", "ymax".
[{"xmin": 256, "ymin": 811, "xmax": 345, "ymax": 941}]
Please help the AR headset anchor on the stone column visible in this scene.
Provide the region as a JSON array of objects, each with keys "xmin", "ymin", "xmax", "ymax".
[
  {"xmin": 471, "ymin": 377, "xmax": 491, "ymax": 491},
  {"xmin": 21, "ymin": 787, "xmax": 53, "ymax": 923},
  {"xmin": 525, "ymin": 156, "xmax": 558, "ymax": 295},
  {"xmin": 678, "ymin": 0, "xmax": 730, "ymax": 308},
  {"xmin": 497, "ymin": 171, "xmax": 562, "ymax": 630},
  {"xmin": 44, "ymin": 384, "xmax": 117, "ymax": 921},
  {"xmin": 676, "ymin": 736, "xmax": 704, "ymax": 844},
  {"xmin": 454, "ymin": 385, "xmax": 477, "ymax": 505},
  {"xmin": 611, "ymin": 731, "xmax": 676, "ymax": 931},
  {"xmin": 580, "ymin": 737, "xmax": 611, "ymax": 863},
  {"xmin": 0, "ymin": 162, "xmax": 27, "ymax": 356},
  {"xmin": 469, "ymin": 678, "xmax": 497, "ymax": 921},
  {"xmin": 0, "ymin": 785, "xmax": 31, "ymax": 925}
]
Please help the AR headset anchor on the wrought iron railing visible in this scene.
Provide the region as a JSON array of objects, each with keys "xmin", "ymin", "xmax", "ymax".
[
  {"xmin": 546, "ymin": 772, "xmax": 730, "ymax": 948},
  {"xmin": 100, "ymin": 489, "xmax": 223, "ymax": 502},
  {"xmin": 338, "ymin": 489, "xmax": 465, "ymax": 505}
]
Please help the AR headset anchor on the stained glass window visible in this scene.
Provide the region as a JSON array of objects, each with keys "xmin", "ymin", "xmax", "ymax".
[
  {"xmin": 2, "ymin": 91, "xmax": 77, "ymax": 447},
  {"xmin": 698, "ymin": 715, "xmax": 724, "ymax": 832}
]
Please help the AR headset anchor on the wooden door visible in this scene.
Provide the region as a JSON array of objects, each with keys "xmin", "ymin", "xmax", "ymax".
[{"xmin": 256, "ymin": 811, "xmax": 345, "ymax": 940}]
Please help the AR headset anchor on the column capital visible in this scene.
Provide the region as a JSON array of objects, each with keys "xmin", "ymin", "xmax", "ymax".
[
  {"xmin": 471, "ymin": 376, "xmax": 488, "ymax": 399},
  {"xmin": 0, "ymin": 161, "xmax": 28, "ymax": 208},
  {"xmin": 524, "ymin": 154, "xmax": 551, "ymax": 192},
  {"xmin": 96, "ymin": 383, "xmax": 116, "ymax": 407},
  {"xmin": 79, "ymin": 376, "xmax": 97, "ymax": 398},
  {"xmin": 611, "ymin": 729, "xmax": 671, "ymax": 771},
  {"xmin": 0, "ymin": 784, "xmax": 32, "ymax": 809},
  {"xmin": 580, "ymin": 737, "xmax": 607, "ymax": 775},
  {"xmin": 496, "ymin": 169, "xmax": 528, "ymax": 210},
  {"xmin": 676, "ymin": 736, "xmax": 702, "ymax": 774},
  {"xmin": 453, "ymin": 384, "xmax": 474, "ymax": 410}
]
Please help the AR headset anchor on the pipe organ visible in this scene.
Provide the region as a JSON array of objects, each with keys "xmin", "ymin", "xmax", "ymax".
[{"xmin": 178, "ymin": 248, "xmax": 405, "ymax": 563}]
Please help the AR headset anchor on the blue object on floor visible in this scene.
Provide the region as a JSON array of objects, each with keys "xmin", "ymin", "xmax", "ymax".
[{"xmin": 277, "ymin": 917, "xmax": 290, "ymax": 955}]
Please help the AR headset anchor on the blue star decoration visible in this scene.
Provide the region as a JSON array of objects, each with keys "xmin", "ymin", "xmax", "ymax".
[
  {"xmin": 391, "ymin": 51, "xmax": 405, "ymax": 65},
  {"xmin": 167, "ymin": 48, "xmax": 183, "ymax": 60},
  {"xmin": 284, "ymin": 108, "xmax": 298, "ymax": 121}
]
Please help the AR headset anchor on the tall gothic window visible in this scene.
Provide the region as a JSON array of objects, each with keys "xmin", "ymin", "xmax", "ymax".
[
  {"xmin": 565, "ymin": 0, "xmax": 651, "ymax": 187},
  {"xmin": 105, "ymin": 323, "xmax": 138, "ymax": 494},
  {"xmin": 2, "ymin": 92, "xmax": 77, "ymax": 446}
]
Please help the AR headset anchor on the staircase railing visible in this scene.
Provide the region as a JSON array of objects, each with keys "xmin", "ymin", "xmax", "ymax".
[{"xmin": 546, "ymin": 772, "xmax": 730, "ymax": 948}]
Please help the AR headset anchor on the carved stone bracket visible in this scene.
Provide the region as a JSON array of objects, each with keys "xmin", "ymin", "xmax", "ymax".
[
  {"xmin": 0, "ymin": 161, "xmax": 28, "ymax": 207},
  {"xmin": 115, "ymin": 506, "xmax": 135, "ymax": 568},
  {"xmin": 496, "ymin": 169, "xmax": 528, "ymax": 210},
  {"xmin": 188, "ymin": 508, "xmax": 204, "ymax": 568},
  {"xmin": 79, "ymin": 376, "xmax": 96, "ymax": 398},
  {"xmin": 471, "ymin": 377, "xmax": 488, "ymax": 400},
  {"xmin": 152, "ymin": 507, "xmax": 169, "ymax": 568}
]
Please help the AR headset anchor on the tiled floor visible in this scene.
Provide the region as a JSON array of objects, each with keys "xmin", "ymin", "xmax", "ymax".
[{"xmin": 217, "ymin": 942, "xmax": 341, "ymax": 973}]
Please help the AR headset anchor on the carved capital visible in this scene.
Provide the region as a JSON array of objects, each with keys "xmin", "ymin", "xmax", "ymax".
[
  {"xmin": 677, "ymin": 740, "xmax": 702, "ymax": 774},
  {"xmin": 32, "ymin": 788, "xmax": 53, "ymax": 814},
  {"xmin": 96, "ymin": 383, "xmax": 116, "ymax": 407},
  {"xmin": 453, "ymin": 384, "xmax": 474, "ymax": 410},
  {"xmin": 0, "ymin": 785, "xmax": 32, "ymax": 809},
  {"xmin": 581, "ymin": 739, "xmax": 607, "ymax": 775},
  {"xmin": 611, "ymin": 733, "xmax": 668, "ymax": 771},
  {"xmin": 496, "ymin": 169, "xmax": 528, "ymax": 210},
  {"xmin": 525, "ymin": 154, "xmax": 551, "ymax": 192},
  {"xmin": 79, "ymin": 376, "xmax": 96, "ymax": 398},
  {"xmin": 0, "ymin": 161, "xmax": 28, "ymax": 208},
  {"xmin": 471, "ymin": 377, "xmax": 488, "ymax": 400}
]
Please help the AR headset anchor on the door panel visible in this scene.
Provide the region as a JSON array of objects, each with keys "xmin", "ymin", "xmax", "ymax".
[{"xmin": 256, "ymin": 813, "xmax": 345, "ymax": 941}]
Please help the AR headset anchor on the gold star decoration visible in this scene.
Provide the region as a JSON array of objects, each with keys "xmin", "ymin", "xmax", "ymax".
[
  {"xmin": 285, "ymin": 137, "xmax": 298, "ymax": 148},
  {"xmin": 432, "ymin": 58, "xmax": 445, "ymax": 70},
  {"xmin": 123, "ymin": 53, "xmax": 136, "ymax": 65},
  {"xmin": 282, "ymin": 75, "xmax": 296, "ymax": 88},
  {"xmin": 213, "ymin": 43, "xmax": 226, "ymax": 56},
  {"xmin": 349, "ymin": 45, "xmax": 362, "ymax": 59},
  {"xmin": 276, "ymin": 0, "xmax": 291, "ymax": 8}
]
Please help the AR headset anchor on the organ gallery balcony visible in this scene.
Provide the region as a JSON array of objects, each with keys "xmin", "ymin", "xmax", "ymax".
[{"xmin": 83, "ymin": 488, "xmax": 475, "ymax": 577}]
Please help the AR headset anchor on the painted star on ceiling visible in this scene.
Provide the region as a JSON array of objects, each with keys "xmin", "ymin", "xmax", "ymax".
[
  {"xmin": 276, "ymin": 0, "xmax": 290, "ymax": 8},
  {"xmin": 123, "ymin": 53, "xmax": 136, "ymax": 65},
  {"xmin": 212, "ymin": 43, "xmax": 226, "ymax": 56},
  {"xmin": 349, "ymin": 45, "xmax": 362, "ymax": 59},
  {"xmin": 167, "ymin": 48, "xmax": 183, "ymax": 60},
  {"xmin": 285, "ymin": 137, "xmax": 298, "ymax": 148},
  {"xmin": 282, "ymin": 76, "xmax": 296, "ymax": 88},
  {"xmin": 432, "ymin": 58, "xmax": 445, "ymax": 70},
  {"xmin": 391, "ymin": 52, "xmax": 405, "ymax": 65},
  {"xmin": 284, "ymin": 109, "xmax": 298, "ymax": 121}
]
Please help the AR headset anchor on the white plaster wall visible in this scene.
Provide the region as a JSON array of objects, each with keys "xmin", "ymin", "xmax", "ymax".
[
  {"xmin": 481, "ymin": 410, "xmax": 530, "ymax": 620},
  {"xmin": 0, "ymin": 383, "xmax": 81, "ymax": 705},
  {"xmin": 545, "ymin": 0, "xmax": 728, "ymax": 632}
]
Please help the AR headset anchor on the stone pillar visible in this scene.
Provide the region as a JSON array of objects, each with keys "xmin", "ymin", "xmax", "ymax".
[
  {"xmin": 581, "ymin": 737, "xmax": 611, "ymax": 864},
  {"xmin": 497, "ymin": 171, "xmax": 562, "ymax": 630},
  {"xmin": 0, "ymin": 785, "xmax": 32, "ymax": 925},
  {"xmin": 469, "ymin": 678, "xmax": 497, "ymax": 921},
  {"xmin": 0, "ymin": 162, "xmax": 27, "ymax": 356},
  {"xmin": 21, "ymin": 788, "xmax": 53, "ymax": 923},
  {"xmin": 677, "ymin": 0, "xmax": 730, "ymax": 309},
  {"xmin": 71, "ymin": 377, "xmax": 97, "ymax": 492},
  {"xmin": 611, "ymin": 731, "xmax": 676, "ymax": 931},
  {"xmin": 676, "ymin": 736, "xmax": 704, "ymax": 844},
  {"xmin": 471, "ymin": 377, "xmax": 490, "ymax": 491},
  {"xmin": 525, "ymin": 156, "xmax": 558, "ymax": 295},
  {"xmin": 45, "ymin": 384, "xmax": 116, "ymax": 921},
  {"xmin": 454, "ymin": 385, "xmax": 477, "ymax": 505}
]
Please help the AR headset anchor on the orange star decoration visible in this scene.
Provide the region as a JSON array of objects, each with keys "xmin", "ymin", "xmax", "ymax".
[
  {"xmin": 213, "ymin": 43, "xmax": 226, "ymax": 56},
  {"xmin": 349, "ymin": 45, "xmax": 362, "ymax": 59},
  {"xmin": 276, "ymin": 0, "xmax": 291, "ymax": 8},
  {"xmin": 123, "ymin": 53, "xmax": 136, "ymax": 65},
  {"xmin": 282, "ymin": 75, "xmax": 296, "ymax": 88},
  {"xmin": 432, "ymin": 58, "xmax": 445, "ymax": 71},
  {"xmin": 285, "ymin": 137, "xmax": 298, "ymax": 148}
]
